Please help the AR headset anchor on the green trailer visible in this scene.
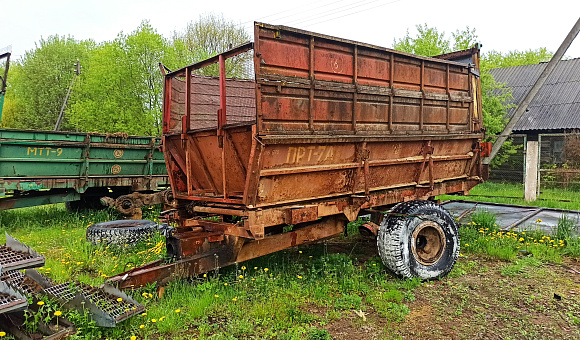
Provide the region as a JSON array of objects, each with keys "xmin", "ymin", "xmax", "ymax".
[
  {"xmin": 0, "ymin": 50, "xmax": 169, "ymax": 215},
  {"xmin": 0, "ymin": 128, "xmax": 169, "ymax": 212}
]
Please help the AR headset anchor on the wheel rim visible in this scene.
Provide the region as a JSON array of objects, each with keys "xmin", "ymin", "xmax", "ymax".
[{"xmin": 411, "ymin": 221, "xmax": 446, "ymax": 265}]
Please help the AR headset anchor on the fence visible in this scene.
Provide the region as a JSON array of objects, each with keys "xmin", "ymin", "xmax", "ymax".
[
  {"xmin": 539, "ymin": 133, "xmax": 580, "ymax": 191},
  {"xmin": 487, "ymin": 134, "xmax": 526, "ymax": 183},
  {"xmin": 486, "ymin": 132, "xmax": 580, "ymax": 198}
]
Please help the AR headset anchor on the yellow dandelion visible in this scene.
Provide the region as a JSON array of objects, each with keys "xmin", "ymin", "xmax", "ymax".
[
  {"xmin": 239, "ymin": 275, "xmax": 244, "ymax": 279},
  {"xmin": 232, "ymin": 297, "xmax": 237, "ymax": 301},
  {"xmin": 241, "ymin": 266, "xmax": 246, "ymax": 270},
  {"xmin": 264, "ymin": 268, "xmax": 269, "ymax": 272},
  {"xmin": 151, "ymin": 319, "xmax": 157, "ymax": 323},
  {"xmin": 37, "ymin": 301, "xmax": 45, "ymax": 306},
  {"xmin": 214, "ymin": 295, "xmax": 219, "ymax": 298},
  {"xmin": 175, "ymin": 309, "xmax": 181, "ymax": 313},
  {"xmin": 297, "ymin": 275, "xmax": 303, "ymax": 279},
  {"xmin": 224, "ymin": 283, "xmax": 228, "ymax": 286},
  {"xmin": 254, "ymin": 267, "xmax": 258, "ymax": 270},
  {"xmin": 140, "ymin": 325, "xmax": 145, "ymax": 329},
  {"xmin": 54, "ymin": 311, "xmax": 62, "ymax": 316},
  {"xmin": 299, "ymin": 251, "xmax": 302, "ymax": 254},
  {"xmin": 131, "ymin": 336, "xmax": 137, "ymax": 340},
  {"xmin": 117, "ymin": 298, "xmax": 123, "ymax": 302},
  {"xmin": 519, "ymin": 238, "xmax": 524, "ymax": 242},
  {"xmin": 536, "ymin": 219, "xmax": 542, "ymax": 223}
]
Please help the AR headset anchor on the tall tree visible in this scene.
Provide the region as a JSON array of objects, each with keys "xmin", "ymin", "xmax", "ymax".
[
  {"xmin": 1, "ymin": 36, "xmax": 92, "ymax": 130},
  {"xmin": 172, "ymin": 13, "xmax": 252, "ymax": 78},
  {"xmin": 68, "ymin": 21, "xmax": 169, "ymax": 135}
]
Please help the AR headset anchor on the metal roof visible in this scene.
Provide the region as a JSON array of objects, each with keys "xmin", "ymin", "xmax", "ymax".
[{"xmin": 489, "ymin": 58, "xmax": 580, "ymax": 132}]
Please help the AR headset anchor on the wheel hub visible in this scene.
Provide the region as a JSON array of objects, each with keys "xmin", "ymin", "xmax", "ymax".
[{"xmin": 411, "ymin": 221, "xmax": 446, "ymax": 265}]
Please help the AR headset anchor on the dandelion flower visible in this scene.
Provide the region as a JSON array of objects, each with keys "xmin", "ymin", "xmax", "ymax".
[
  {"xmin": 536, "ymin": 218, "xmax": 542, "ymax": 223},
  {"xmin": 0, "ymin": 332, "xmax": 6, "ymax": 337},
  {"xmin": 299, "ymin": 251, "xmax": 302, "ymax": 254},
  {"xmin": 54, "ymin": 311, "xmax": 62, "ymax": 316},
  {"xmin": 264, "ymin": 268, "xmax": 269, "ymax": 272},
  {"xmin": 117, "ymin": 298, "xmax": 123, "ymax": 302},
  {"xmin": 254, "ymin": 267, "xmax": 258, "ymax": 270},
  {"xmin": 203, "ymin": 274, "xmax": 207, "ymax": 278},
  {"xmin": 148, "ymin": 293, "xmax": 153, "ymax": 298},
  {"xmin": 297, "ymin": 275, "xmax": 303, "ymax": 279},
  {"xmin": 239, "ymin": 275, "xmax": 244, "ymax": 279},
  {"xmin": 151, "ymin": 319, "xmax": 157, "ymax": 323},
  {"xmin": 519, "ymin": 238, "xmax": 524, "ymax": 242},
  {"xmin": 175, "ymin": 309, "xmax": 181, "ymax": 313},
  {"xmin": 224, "ymin": 283, "xmax": 228, "ymax": 286},
  {"xmin": 131, "ymin": 336, "xmax": 137, "ymax": 340},
  {"xmin": 37, "ymin": 301, "xmax": 45, "ymax": 306},
  {"xmin": 241, "ymin": 266, "xmax": 246, "ymax": 270},
  {"xmin": 232, "ymin": 297, "xmax": 237, "ymax": 301},
  {"xmin": 140, "ymin": 325, "xmax": 145, "ymax": 329},
  {"xmin": 159, "ymin": 316, "xmax": 165, "ymax": 321},
  {"xmin": 142, "ymin": 313, "xmax": 147, "ymax": 316}
]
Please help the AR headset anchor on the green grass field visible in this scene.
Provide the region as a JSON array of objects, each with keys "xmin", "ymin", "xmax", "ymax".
[{"xmin": 0, "ymin": 196, "xmax": 579, "ymax": 339}]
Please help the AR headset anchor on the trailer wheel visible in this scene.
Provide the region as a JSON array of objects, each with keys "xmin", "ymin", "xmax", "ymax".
[
  {"xmin": 86, "ymin": 220, "xmax": 158, "ymax": 247},
  {"xmin": 377, "ymin": 200, "xmax": 459, "ymax": 280}
]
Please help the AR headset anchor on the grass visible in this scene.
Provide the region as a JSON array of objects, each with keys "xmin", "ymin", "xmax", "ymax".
[
  {"xmin": 1, "ymin": 200, "xmax": 579, "ymax": 339},
  {"xmin": 0, "ymin": 205, "xmax": 421, "ymax": 340},
  {"xmin": 438, "ymin": 181, "xmax": 580, "ymax": 211}
]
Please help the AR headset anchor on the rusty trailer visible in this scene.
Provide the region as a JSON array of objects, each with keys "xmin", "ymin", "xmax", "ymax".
[{"xmin": 109, "ymin": 23, "xmax": 486, "ymax": 288}]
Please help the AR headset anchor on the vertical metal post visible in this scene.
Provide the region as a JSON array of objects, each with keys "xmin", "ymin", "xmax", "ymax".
[
  {"xmin": 445, "ymin": 64, "xmax": 450, "ymax": 133},
  {"xmin": 352, "ymin": 45, "xmax": 358, "ymax": 133},
  {"xmin": 218, "ymin": 55, "xmax": 227, "ymax": 134},
  {"xmin": 183, "ymin": 67, "xmax": 191, "ymax": 138},
  {"xmin": 219, "ymin": 55, "xmax": 227, "ymax": 198},
  {"xmin": 419, "ymin": 60, "xmax": 424, "ymax": 131},
  {"xmin": 308, "ymin": 38, "xmax": 315, "ymax": 132},
  {"xmin": 388, "ymin": 53, "xmax": 394, "ymax": 132},
  {"xmin": 536, "ymin": 134, "xmax": 542, "ymax": 198},
  {"xmin": 54, "ymin": 59, "xmax": 81, "ymax": 131}
]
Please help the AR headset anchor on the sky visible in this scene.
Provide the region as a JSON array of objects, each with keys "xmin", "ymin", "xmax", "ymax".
[{"xmin": 2, "ymin": 0, "xmax": 580, "ymax": 61}]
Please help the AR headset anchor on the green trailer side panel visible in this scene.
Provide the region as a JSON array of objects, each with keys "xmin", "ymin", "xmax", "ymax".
[{"xmin": 0, "ymin": 129, "xmax": 169, "ymax": 204}]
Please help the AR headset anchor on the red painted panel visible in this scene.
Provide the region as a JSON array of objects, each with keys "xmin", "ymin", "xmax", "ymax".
[
  {"xmin": 314, "ymin": 49, "xmax": 353, "ymax": 80},
  {"xmin": 259, "ymin": 39, "xmax": 309, "ymax": 72},
  {"xmin": 358, "ymin": 55, "xmax": 390, "ymax": 82}
]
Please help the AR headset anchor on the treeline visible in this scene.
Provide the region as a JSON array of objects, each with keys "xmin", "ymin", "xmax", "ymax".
[{"xmin": 1, "ymin": 14, "xmax": 250, "ymax": 136}]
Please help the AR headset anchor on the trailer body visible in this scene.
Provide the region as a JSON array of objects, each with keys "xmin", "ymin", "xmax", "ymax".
[{"xmin": 109, "ymin": 23, "xmax": 485, "ymax": 288}]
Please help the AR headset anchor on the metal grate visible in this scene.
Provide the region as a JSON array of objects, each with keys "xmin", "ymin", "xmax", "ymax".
[
  {"xmin": 0, "ymin": 284, "xmax": 28, "ymax": 314},
  {"xmin": 0, "ymin": 236, "xmax": 45, "ymax": 273},
  {"xmin": 44, "ymin": 281, "xmax": 143, "ymax": 323}
]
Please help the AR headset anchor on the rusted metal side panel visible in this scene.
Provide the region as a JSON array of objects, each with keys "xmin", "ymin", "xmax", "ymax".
[
  {"xmin": 254, "ymin": 23, "xmax": 474, "ymax": 136},
  {"xmin": 254, "ymin": 136, "xmax": 478, "ymax": 207}
]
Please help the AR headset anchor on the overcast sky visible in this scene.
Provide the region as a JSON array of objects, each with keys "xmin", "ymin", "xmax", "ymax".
[{"xmin": 3, "ymin": 0, "xmax": 580, "ymax": 61}]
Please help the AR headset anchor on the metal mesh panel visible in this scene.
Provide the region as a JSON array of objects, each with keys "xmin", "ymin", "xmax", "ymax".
[
  {"xmin": 0, "ymin": 245, "xmax": 45, "ymax": 272},
  {"xmin": 169, "ymin": 75, "xmax": 256, "ymax": 134},
  {"xmin": 487, "ymin": 134, "xmax": 526, "ymax": 183},
  {"xmin": 44, "ymin": 281, "xmax": 143, "ymax": 322},
  {"xmin": 539, "ymin": 133, "xmax": 580, "ymax": 191}
]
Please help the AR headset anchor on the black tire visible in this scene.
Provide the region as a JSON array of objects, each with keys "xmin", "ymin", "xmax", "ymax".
[
  {"xmin": 86, "ymin": 220, "xmax": 158, "ymax": 247},
  {"xmin": 377, "ymin": 200, "xmax": 459, "ymax": 280}
]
